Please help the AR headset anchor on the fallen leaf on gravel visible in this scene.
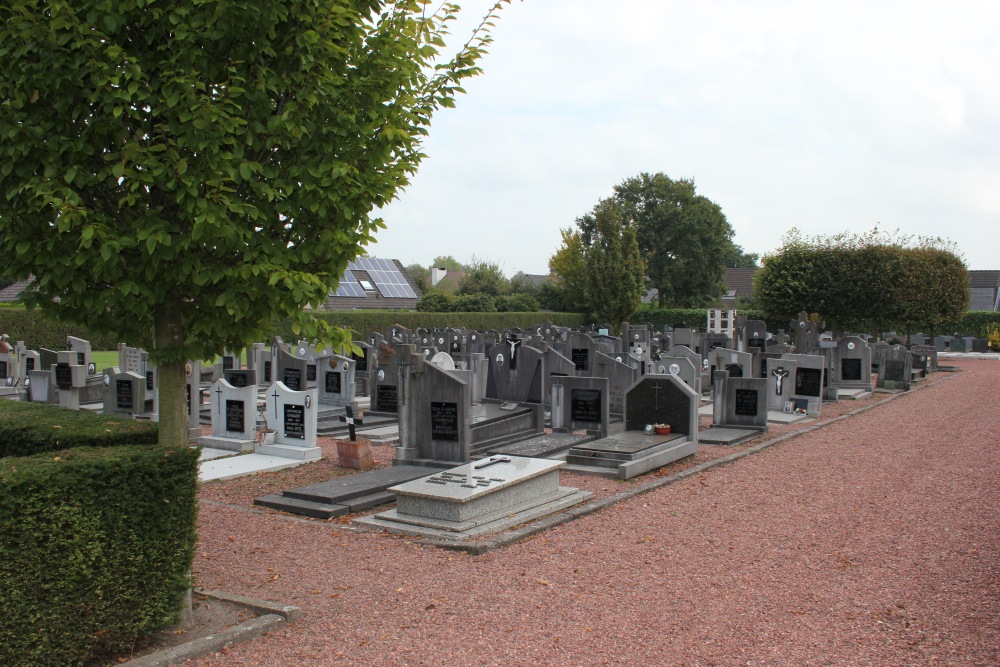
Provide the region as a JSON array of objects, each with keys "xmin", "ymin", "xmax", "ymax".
[
  {"xmin": 329, "ymin": 593, "xmax": 339, "ymax": 598},
  {"xmin": 425, "ymin": 604, "xmax": 436, "ymax": 611},
  {"xmin": 537, "ymin": 579, "xmax": 550, "ymax": 586}
]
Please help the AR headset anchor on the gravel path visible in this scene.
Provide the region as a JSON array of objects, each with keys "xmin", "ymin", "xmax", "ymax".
[{"xmin": 191, "ymin": 359, "xmax": 1000, "ymax": 666}]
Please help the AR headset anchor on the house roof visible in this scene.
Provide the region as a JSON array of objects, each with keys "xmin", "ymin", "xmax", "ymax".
[
  {"xmin": 0, "ymin": 280, "xmax": 31, "ymax": 303},
  {"xmin": 968, "ymin": 270, "xmax": 1000, "ymax": 289},
  {"xmin": 721, "ymin": 268, "xmax": 757, "ymax": 300},
  {"xmin": 324, "ymin": 258, "xmax": 422, "ymax": 310}
]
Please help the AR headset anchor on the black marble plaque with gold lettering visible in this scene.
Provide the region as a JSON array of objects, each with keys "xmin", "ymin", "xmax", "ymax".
[
  {"xmin": 734, "ymin": 388, "xmax": 758, "ymax": 416},
  {"xmin": 283, "ymin": 403, "xmax": 305, "ymax": 439},
  {"xmin": 431, "ymin": 401, "xmax": 459, "ymax": 441},
  {"xmin": 226, "ymin": 399, "xmax": 245, "ymax": 433},
  {"xmin": 570, "ymin": 388, "xmax": 602, "ymax": 423}
]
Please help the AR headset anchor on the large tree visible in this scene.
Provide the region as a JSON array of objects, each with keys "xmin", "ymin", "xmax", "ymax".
[
  {"xmin": 544, "ymin": 227, "xmax": 589, "ymax": 313},
  {"xmin": 582, "ymin": 199, "xmax": 645, "ymax": 330},
  {"xmin": 580, "ymin": 172, "xmax": 735, "ymax": 308},
  {"xmin": 0, "ymin": 0, "xmax": 508, "ymax": 447}
]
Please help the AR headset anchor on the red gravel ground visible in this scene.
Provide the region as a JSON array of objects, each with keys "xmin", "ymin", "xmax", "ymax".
[{"xmin": 190, "ymin": 359, "xmax": 1000, "ymax": 666}]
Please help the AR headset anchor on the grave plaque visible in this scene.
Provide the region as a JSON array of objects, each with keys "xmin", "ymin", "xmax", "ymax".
[
  {"xmin": 76, "ymin": 352, "xmax": 85, "ymax": 366},
  {"xmin": 352, "ymin": 351, "xmax": 368, "ymax": 371},
  {"xmin": 885, "ymin": 360, "xmax": 906, "ymax": 382},
  {"xmin": 571, "ymin": 348, "xmax": 589, "ymax": 371},
  {"xmin": 795, "ymin": 367, "xmax": 822, "ymax": 397},
  {"xmin": 146, "ymin": 371, "xmax": 154, "ymax": 392},
  {"xmin": 734, "ymin": 388, "xmax": 759, "ymax": 417},
  {"xmin": 283, "ymin": 404, "xmax": 305, "ymax": 439},
  {"xmin": 0, "ymin": 361, "xmax": 6, "ymax": 378},
  {"xmin": 116, "ymin": 380, "xmax": 134, "ymax": 410},
  {"xmin": 227, "ymin": 370, "xmax": 252, "ymax": 388},
  {"xmin": 725, "ymin": 363, "xmax": 744, "ymax": 378},
  {"xmin": 222, "ymin": 356, "xmax": 234, "ymax": 371},
  {"xmin": 430, "ymin": 401, "xmax": 459, "ymax": 441},
  {"xmin": 571, "ymin": 388, "xmax": 602, "ymax": 423},
  {"xmin": 306, "ymin": 364, "xmax": 317, "ymax": 382},
  {"xmin": 282, "ymin": 367, "xmax": 302, "ymax": 391},
  {"xmin": 55, "ymin": 363, "xmax": 72, "ymax": 390},
  {"xmin": 324, "ymin": 371, "xmax": 342, "ymax": 394},
  {"xmin": 376, "ymin": 384, "xmax": 398, "ymax": 412},
  {"xmin": 25, "ymin": 357, "xmax": 35, "ymax": 372},
  {"xmin": 841, "ymin": 358, "xmax": 863, "ymax": 382},
  {"xmin": 263, "ymin": 360, "xmax": 272, "ymax": 383},
  {"xmin": 225, "ymin": 399, "xmax": 245, "ymax": 432}
]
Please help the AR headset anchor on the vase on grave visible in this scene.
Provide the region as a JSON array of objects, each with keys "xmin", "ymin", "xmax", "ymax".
[{"xmin": 336, "ymin": 438, "xmax": 373, "ymax": 471}]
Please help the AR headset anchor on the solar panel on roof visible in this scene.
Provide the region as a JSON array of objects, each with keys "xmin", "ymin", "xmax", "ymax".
[{"xmin": 329, "ymin": 257, "xmax": 417, "ymax": 300}]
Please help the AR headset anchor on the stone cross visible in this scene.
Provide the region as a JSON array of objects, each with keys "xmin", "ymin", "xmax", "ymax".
[{"xmin": 338, "ymin": 405, "xmax": 364, "ymax": 441}]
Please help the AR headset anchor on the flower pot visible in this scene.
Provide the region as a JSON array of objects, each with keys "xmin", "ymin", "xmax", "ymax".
[
  {"xmin": 654, "ymin": 425, "xmax": 671, "ymax": 435},
  {"xmin": 336, "ymin": 438, "xmax": 373, "ymax": 471},
  {"xmin": 260, "ymin": 430, "xmax": 276, "ymax": 445}
]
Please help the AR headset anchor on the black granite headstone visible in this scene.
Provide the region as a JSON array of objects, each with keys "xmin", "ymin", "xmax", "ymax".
[
  {"xmin": 795, "ymin": 367, "xmax": 822, "ymax": 397},
  {"xmin": 283, "ymin": 367, "xmax": 302, "ymax": 391},
  {"xmin": 227, "ymin": 370, "xmax": 252, "ymax": 388},
  {"xmin": 283, "ymin": 403, "xmax": 305, "ymax": 439},
  {"xmin": 571, "ymin": 388, "xmax": 602, "ymax": 423},
  {"xmin": 376, "ymin": 384, "xmax": 398, "ymax": 412},
  {"xmin": 571, "ymin": 348, "xmax": 589, "ymax": 372},
  {"xmin": 25, "ymin": 357, "xmax": 35, "ymax": 372},
  {"xmin": 263, "ymin": 360, "xmax": 272, "ymax": 383},
  {"xmin": 430, "ymin": 401, "xmax": 459, "ymax": 441},
  {"xmin": 226, "ymin": 399, "xmax": 245, "ymax": 432},
  {"xmin": 725, "ymin": 363, "xmax": 744, "ymax": 378},
  {"xmin": 76, "ymin": 352, "xmax": 85, "ymax": 366},
  {"xmin": 324, "ymin": 371, "xmax": 342, "ymax": 394},
  {"xmin": 841, "ymin": 358, "xmax": 863, "ymax": 382},
  {"xmin": 734, "ymin": 388, "xmax": 758, "ymax": 417},
  {"xmin": 116, "ymin": 379, "xmax": 133, "ymax": 410},
  {"xmin": 306, "ymin": 364, "xmax": 317, "ymax": 382},
  {"xmin": 352, "ymin": 351, "xmax": 368, "ymax": 372},
  {"xmin": 55, "ymin": 363, "xmax": 72, "ymax": 390},
  {"xmin": 146, "ymin": 371, "xmax": 154, "ymax": 392}
]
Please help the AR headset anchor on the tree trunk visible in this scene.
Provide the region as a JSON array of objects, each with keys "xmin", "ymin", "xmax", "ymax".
[{"xmin": 154, "ymin": 302, "xmax": 188, "ymax": 449}]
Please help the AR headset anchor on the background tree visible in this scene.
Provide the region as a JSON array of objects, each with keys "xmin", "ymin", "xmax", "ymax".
[
  {"xmin": 402, "ymin": 263, "xmax": 431, "ymax": 294},
  {"xmin": 430, "ymin": 255, "xmax": 466, "ymax": 272},
  {"xmin": 0, "ymin": 0, "xmax": 509, "ymax": 448},
  {"xmin": 544, "ymin": 228, "xmax": 589, "ymax": 313},
  {"xmin": 583, "ymin": 199, "xmax": 645, "ymax": 330},
  {"xmin": 458, "ymin": 256, "xmax": 509, "ymax": 297},
  {"xmin": 581, "ymin": 172, "xmax": 735, "ymax": 308},
  {"xmin": 726, "ymin": 243, "xmax": 760, "ymax": 268}
]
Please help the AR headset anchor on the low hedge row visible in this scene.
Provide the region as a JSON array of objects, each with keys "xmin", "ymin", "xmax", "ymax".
[
  {"xmin": 0, "ymin": 403, "xmax": 195, "ymax": 667},
  {"xmin": 0, "ymin": 401, "xmax": 159, "ymax": 458}
]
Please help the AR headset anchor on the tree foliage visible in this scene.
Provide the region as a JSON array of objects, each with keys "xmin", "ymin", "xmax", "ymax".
[
  {"xmin": 0, "ymin": 0, "xmax": 509, "ymax": 446},
  {"xmin": 581, "ymin": 173, "xmax": 735, "ymax": 308},
  {"xmin": 754, "ymin": 227, "xmax": 969, "ymax": 335},
  {"xmin": 545, "ymin": 228, "xmax": 589, "ymax": 313},
  {"xmin": 582, "ymin": 200, "xmax": 645, "ymax": 330},
  {"xmin": 457, "ymin": 256, "xmax": 508, "ymax": 297}
]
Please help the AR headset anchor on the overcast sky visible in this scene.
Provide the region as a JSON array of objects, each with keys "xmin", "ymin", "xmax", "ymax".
[{"xmin": 367, "ymin": 0, "xmax": 999, "ymax": 275}]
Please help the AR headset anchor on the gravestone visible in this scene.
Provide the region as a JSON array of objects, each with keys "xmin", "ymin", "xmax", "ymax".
[
  {"xmin": 876, "ymin": 345, "xmax": 912, "ymax": 391},
  {"xmin": 910, "ymin": 344, "xmax": 938, "ymax": 371},
  {"xmin": 664, "ymin": 346, "xmax": 703, "ymax": 395},
  {"xmin": 224, "ymin": 368, "xmax": 257, "ymax": 389},
  {"xmin": 258, "ymin": 381, "xmax": 321, "ymax": 460},
  {"xmin": 197, "ymin": 378, "xmax": 258, "ymax": 452},
  {"xmin": 592, "ymin": 351, "xmax": 640, "ymax": 416},
  {"xmin": 39, "ymin": 348, "xmax": 59, "ymax": 371},
  {"xmin": 66, "ymin": 336, "xmax": 93, "ymax": 371},
  {"xmin": 357, "ymin": 456, "xmax": 591, "ymax": 540},
  {"xmin": 766, "ymin": 357, "xmax": 798, "ymax": 414},
  {"xmin": 550, "ymin": 376, "xmax": 610, "ymax": 437},
  {"xmin": 484, "ymin": 337, "xmax": 544, "ymax": 404},
  {"xmin": 318, "ymin": 354, "xmax": 357, "ymax": 408},
  {"xmin": 370, "ymin": 343, "xmax": 402, "ymax": 414},
  {"xmin": 703, "ymin": 371, "xmax": 768, "ymax": 444},
  {"xmin": 651, "ymin": 355, "xmax": 699, "ymax": 397},
  {"xmin": 568, "ymin": 332, "xmax": 596, "ymax": 373},
  {"xmin": 566, "ymin": 374, "xmax": 698, "ymax": 480},
  {"xmin": 742, "ymin": 320, "xmax": 768, "ymax": 352},
  {"xmin": 28, "ymin": 369, "xmax": 56, "ymax": 403},
  {"xmin": 18, "ymin": 346, "xmax": 40, "ymax": 381},
  {"xmin": 706, "ymin": 347, "xmax": 753, "ymax": 386},
  {"xmin": 277, "ymin": 348, "xmax": 309, "ymax": 392},
  {"xmin": 103, "ymin": 370, "xmax": 145, "ymax": 419},
  {"xmin": 781, "ymin": 353, "xmax": 825, "ymax": 418},
  {"xmin": 55, "ymin": 351, "xmax": 87, "ymax": 410},
  {"xmin": 790, "ymin": 312, "xmax": 823, "ymax": 355},
  {"xmin": 543, "ymin": 344, "xmax": 576, "ymax": 408},
  {"xmin": 828, "ymin": 336, "xmax": 873, "ymax": 396}
]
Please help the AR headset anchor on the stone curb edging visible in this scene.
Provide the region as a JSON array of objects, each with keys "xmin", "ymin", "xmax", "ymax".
[
  {"xmin": 418, "ymin": 373, "xmax": 956, "ymax": 555},
  {"xmin": 120, "ymin": 590, "xmax": 301, "ymax": 667}
]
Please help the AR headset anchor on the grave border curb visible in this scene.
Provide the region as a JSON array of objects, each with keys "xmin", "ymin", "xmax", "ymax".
[
  {"xmin": 418, "ymin": 372, "xmax": 956, "ymax": 555},
  {"xmin": 119, "ymin": 589, "xmax": 300, "ymax": 667}
]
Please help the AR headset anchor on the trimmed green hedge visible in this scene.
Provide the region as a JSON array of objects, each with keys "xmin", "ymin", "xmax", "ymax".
[
  {"xmin": 0, "ymin": 401, "xmax": 159, "ymax": 458},
  {"xmin": 0, "ymin": 403, "xmax": 195, "ymax": 667}
]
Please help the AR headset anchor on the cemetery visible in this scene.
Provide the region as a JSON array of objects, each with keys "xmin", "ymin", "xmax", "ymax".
[{"xmin": 3, "ymin": 308, "xmax": 999, "ymax": 664}]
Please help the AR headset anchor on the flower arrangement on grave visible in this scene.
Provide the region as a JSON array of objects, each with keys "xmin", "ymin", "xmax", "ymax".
[{"xmin": 653, "ymin": 423, "xmax": 671, "ymax": 435}]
